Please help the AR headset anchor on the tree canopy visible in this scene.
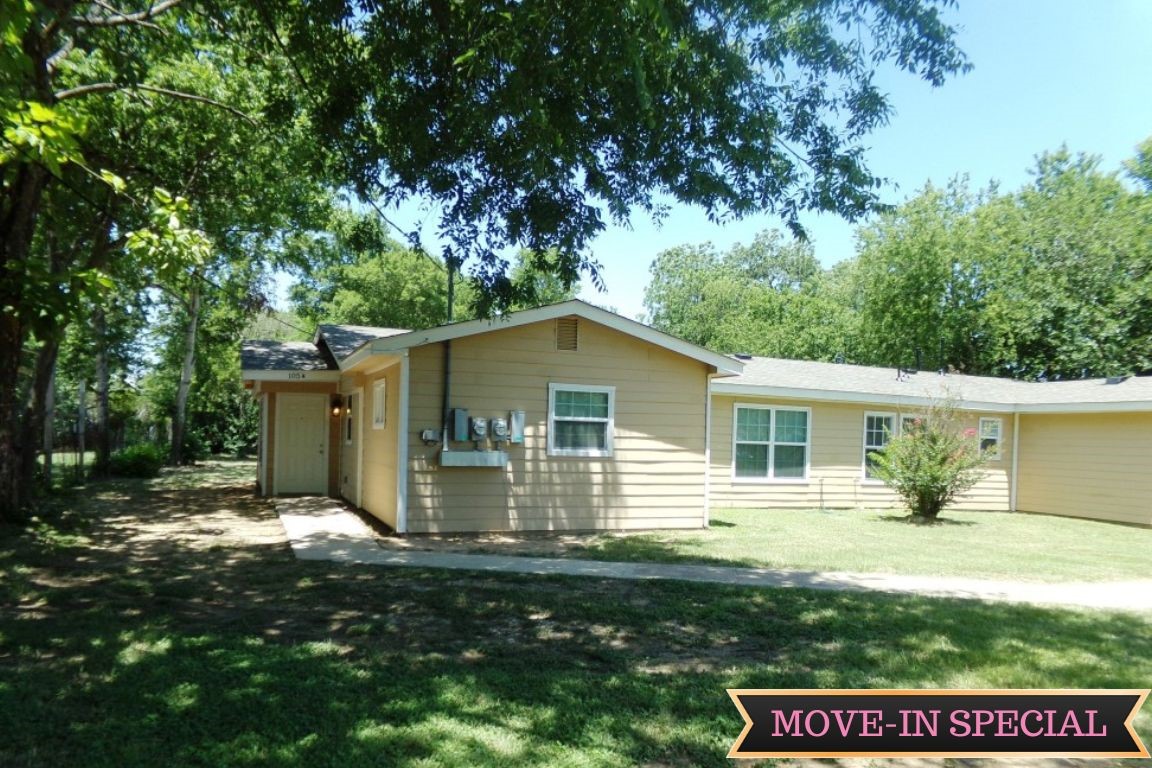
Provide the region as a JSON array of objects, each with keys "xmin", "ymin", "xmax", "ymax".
[{"xmin": 646, "ymin": 140, "xmax": 1152, "ymax": 380}]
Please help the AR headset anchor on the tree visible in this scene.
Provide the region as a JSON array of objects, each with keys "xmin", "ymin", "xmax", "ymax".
[
  {"xmin": 289, "ymin": 208, "xmax": 466, "ymax": 330},
  {"xmin": 869, "ymin": 400, "xmax": 987, "ymax": 521},
  {"xmin": 851, "ymin": 145, "xmax": 1152, "ymax": 379},
  {"xmin": 259, "ymin": 0, "xmax": 969, "ymax": 304},
  {"xmin": 644, "ymin": 230, "xmax": 856, "ymax": 359}
]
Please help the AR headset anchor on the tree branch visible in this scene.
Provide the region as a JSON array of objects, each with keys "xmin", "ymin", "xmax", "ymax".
[
  {"xmin": 53, "ymin": 82, "xmax": 258, "ymax": 125},
  {"xmin": 67, "ymin": 0, "xmax": 182, "ymax": 29}
]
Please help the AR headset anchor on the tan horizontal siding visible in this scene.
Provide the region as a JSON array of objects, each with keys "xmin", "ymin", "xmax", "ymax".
[
  {"xmin": 709, "ymin": 394, "xmax": 1012, "ymax": 512},
  {"xmin": 356, "ymin": 362, "xmax": 401, "ymax": 529},
  {"xmin": 403, "ymin": 317, "xmax": 709, "ymax": 532},
  {"xmin": 1016, "ymin": 413, "xmax": 1152, "ymax": 526}
]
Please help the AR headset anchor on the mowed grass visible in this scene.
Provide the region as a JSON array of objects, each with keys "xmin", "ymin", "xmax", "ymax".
[
  {"xmin": 1, "ymin": 464, "xmax": 1150, "ymax": 767},
  {"xmin": 527, "ymin": 507, "xmax": 1152, "ymax": 583}
]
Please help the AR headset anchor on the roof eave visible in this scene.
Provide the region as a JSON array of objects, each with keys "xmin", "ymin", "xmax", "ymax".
[{"xmin": 354, "ymin": 300, "xmax": 743, "ymax": 373}]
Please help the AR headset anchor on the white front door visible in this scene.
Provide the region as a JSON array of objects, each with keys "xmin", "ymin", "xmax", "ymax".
[{"xmin": 275, "ymin": 393, "xmax": 329, "ymax": 494}]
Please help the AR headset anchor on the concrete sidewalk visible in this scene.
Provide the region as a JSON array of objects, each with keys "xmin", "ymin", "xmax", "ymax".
[{"xmin": 276, "ymin": 497, "xmax": 1152, "ymax": 613}]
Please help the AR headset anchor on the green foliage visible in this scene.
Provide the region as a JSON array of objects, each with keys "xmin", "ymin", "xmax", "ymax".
[
  {"xmin": 869, "ymin": 402, "xmax": 987, "ymax": 520},
  {"xmin": 261, "ymin": 0, "xmax": 970, "ymax": 301},
  {"xmin": 107, "ymin": 444, "xmax": 165, "ymax": 478},
  {"xmin": 644, "ymin": 230, "xmax": 856, "ymax": 359},
  {"xmin": 853, "ymin": 148, "xmax": 1152, "ymax": 378},
  {"xmin": 648, "ymin": 138, "xmax": 1152, "ymax": 381}
]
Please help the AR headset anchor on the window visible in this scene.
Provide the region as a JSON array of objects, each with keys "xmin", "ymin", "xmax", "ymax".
[
  {"xmin": 548, "ymin": 383, "xmax": 614, "ymax": 457},
  {"xmin": 733, "ymin": 405, "xmax": 810, "ymax": 481},
  {"xmin": 372, "ymin": 380, "xmax": 386, "ymax": 430},
  {"xmin": 979, "ymin": 417, "xmax": 1002, "ymax": 460},
  {"xmin": 863, "ymin": 412, "xmax": 896, "ymax": 480},
  {"xmin": 344, "ymin": 393, "xmax": 356, "ymax": 444}
]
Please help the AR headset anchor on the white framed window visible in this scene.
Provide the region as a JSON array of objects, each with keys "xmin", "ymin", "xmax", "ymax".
[
  {"xmin": 732, "ymin": 404, "xmax": 810, "ymax": 482},
  {"xmin": 344, "ymin": 393, "xmax": 356, "ymax": 445},
  {"xmin": 979, "ymin": 417, "xmax": 1002, "ymax": 460},
  {"xmin": 372, "ymin": 379, "xmax": 386, "ymax": 430},
  {"xmin": 548, "ymin": 383, "xmax": 614, "ymax": 457},
  {"xmin": 863, "ymin": 411, "xmax": 896, "ymax": 481}
]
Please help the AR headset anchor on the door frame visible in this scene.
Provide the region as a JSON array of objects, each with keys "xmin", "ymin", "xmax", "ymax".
[
  {"xmin": 341, "ymin": 386, "xmax": 364, "ymax": 507},
  {"xmin": 272, "ymin": 392, "xmax": 329, "ymax": 495}
]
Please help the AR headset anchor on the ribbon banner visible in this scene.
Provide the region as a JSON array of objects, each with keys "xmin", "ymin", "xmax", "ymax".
[{"xmin": 728, "ymin": 689, "xmax": 1149, "ymax": 759}]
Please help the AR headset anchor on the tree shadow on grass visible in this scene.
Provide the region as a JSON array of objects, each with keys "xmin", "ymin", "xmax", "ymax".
[{"xmin": 1, "ymin": 465, "xmax": 1150, "ymax": 767}]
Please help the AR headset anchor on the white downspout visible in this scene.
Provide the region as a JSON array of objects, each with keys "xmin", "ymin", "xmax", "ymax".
[
  {"xmin": 395, "ymin": 350, "xmax": 411, "ymax": 534},
  {"xmin": 1010, "ymin": 412, "xmax": 1020, "ymax": 512},
  {"xmin": 704, "ymin": 372, "xmax": 717, "ymax": 528}
]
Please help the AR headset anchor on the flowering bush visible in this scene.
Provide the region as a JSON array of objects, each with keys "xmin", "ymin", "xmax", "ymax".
[{"xmin": 870, "ymin": 401, "xmax": 988, "ymax": 520}]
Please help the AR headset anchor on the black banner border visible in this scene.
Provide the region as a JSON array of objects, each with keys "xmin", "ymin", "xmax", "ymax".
[{"xmin": 727, "ymin": 688, "xmax": 1150, "ymax": 759}]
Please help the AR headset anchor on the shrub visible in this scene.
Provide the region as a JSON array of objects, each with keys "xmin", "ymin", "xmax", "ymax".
[
  {"xmin": 108, "ymin": 444, "xmax": 166, "ymax": 478},
  {"xmin": 870, "ymin": 400, "xmax": 988, "ymax": 520}
]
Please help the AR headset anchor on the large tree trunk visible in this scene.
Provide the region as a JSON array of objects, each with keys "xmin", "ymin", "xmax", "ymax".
[
  {"xmin": 0, "ymin": 163, "xmax": 51, "ymax": 521},
  {"xmin": 170, "ymin": 281, "xmax": 201, "ymax": 465},
  {"xmin": 19, "ymin": 339, "xmax": 62, "ymax": 499},
  {"xmin": 94, "ymin": 309, "xmax": 111, "ymax": 476},
  {"xmin": 42, "ymin": 365, "xmax": 55, "ymax": 486}
]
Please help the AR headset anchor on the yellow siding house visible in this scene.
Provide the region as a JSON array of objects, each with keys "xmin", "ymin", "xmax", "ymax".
[{"xmin": 242, "ymin": 301, "xmax": 1152, "ymax": 530}]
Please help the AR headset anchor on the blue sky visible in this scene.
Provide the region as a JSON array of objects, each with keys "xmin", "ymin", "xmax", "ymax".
[
  {"xmin": 284, "ymin": 0, "xmax": 1152, "ymax": 321},
  {"xmin": 571, "ymin": 0, "xmax": 1152, "ymax": 319}
]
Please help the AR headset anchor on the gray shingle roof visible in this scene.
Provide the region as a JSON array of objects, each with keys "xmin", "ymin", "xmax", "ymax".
[
  {"xmin": 241, "ymin": 340, "xmax": 334, "ymax": 371},
  {"xmin": 316, "ymin": 324, "xmax": 409, "ymax": 361},
  {"xmin": 722, "ymin": 357, "xmax": 1152, "ymax": 409}
]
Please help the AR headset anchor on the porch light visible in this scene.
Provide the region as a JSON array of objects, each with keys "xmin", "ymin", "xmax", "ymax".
[{"xmin": 331, "ymin": 394, "xmax": 343, "ymax": 417}]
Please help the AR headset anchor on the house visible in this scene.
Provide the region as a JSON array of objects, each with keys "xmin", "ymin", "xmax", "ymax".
[
  {"xmin": 710, "ymin": 358, "xmax": 1152, "ymax": 526},
  {"xmin": 241, "ymin": 301, "xmax": 740, "ymax": 533},
  {"xmin": 241, "ymin": 300, "xmax": 1152, "ymax": 530}
]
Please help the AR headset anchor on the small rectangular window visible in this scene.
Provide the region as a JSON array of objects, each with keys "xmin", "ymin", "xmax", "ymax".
[
  {"xmin": 344, "ymin": 393, "xmax": 356, "ymax": 444},
  {"xmin": 979, "ymin": 417, "xmax": 1002, "ymax": 460},
  {"xmin": 733, "ymin": 405, "xmax": 809, "ymax": 481},
  {"xmin": 372, "ymin": 380, "xmax": 386, "ymax": 430},
  {"xmin": 548, "ymin": 383, "xmax": 613, "ymax": 457},
  {"xmin": 863, "ymin": 412, "xmax": 896, "ymax": 480}
]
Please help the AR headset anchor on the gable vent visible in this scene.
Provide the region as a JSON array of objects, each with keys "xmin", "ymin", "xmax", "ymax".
[{"xmin": 556, "ymin": 317, "xmax": 579, "ymax": 351}]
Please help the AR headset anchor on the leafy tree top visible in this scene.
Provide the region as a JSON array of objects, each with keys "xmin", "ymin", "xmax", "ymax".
[{"xmin": 256, "ymin": 0, "xmax": 970, "ymax": 308}]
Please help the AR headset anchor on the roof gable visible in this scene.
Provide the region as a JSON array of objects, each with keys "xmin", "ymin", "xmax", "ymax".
[{"xmin": 341, "ymin": 300, "xmax": 743, "ymax": 374}]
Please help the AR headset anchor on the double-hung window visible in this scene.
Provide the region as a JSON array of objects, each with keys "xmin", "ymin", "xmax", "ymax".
[
  {"xmin": 548, "ymin": 384, "xmax": 614, "ymax": 457},
  {"xmin": 733, "ymin": 405, "xmax": 810, "ymax": 481},
  {"xmin": 863, "ymin": 412, "xmax": 896, "ymax": 480},
  {"xmin": 979, "ymin": 417, "xmax": 1002, "ymax": 460}
]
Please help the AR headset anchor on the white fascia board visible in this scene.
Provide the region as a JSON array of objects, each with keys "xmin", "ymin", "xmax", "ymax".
[
  {"xmin": 709, "ymin": 382, "xmax": 1010, "ymax": 412},
  {"xmin": 1014, "ymin": 400, "xmax": 1152, "ymax": 414},
  {"xmin": 241, "ymin": 369, "xmax": 340, "ymax": 382},
  {"xmin": 359, "ymin": 300, "xmax": 743, "ymax": 374}
]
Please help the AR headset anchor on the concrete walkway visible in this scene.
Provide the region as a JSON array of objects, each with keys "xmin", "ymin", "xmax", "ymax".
[{"xmin": 276, "ymin": 498, "xmax": 1152, "ymax": 613}]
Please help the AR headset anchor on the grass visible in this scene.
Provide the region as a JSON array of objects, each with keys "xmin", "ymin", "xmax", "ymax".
[
  {"xmin": 443, "ymin": 507, "xmax": 1152, "ymax": 583},
  {"xmin": 1, "ymin": 463, "xmax": 1150, "ymax": 767}
]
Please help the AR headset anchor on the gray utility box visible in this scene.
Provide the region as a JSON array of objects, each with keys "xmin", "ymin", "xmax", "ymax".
[
  {"xmin": 451, "ymin": 408, "xmax": 470, "ymax": 441},
  {"xmin": 440, "ymin": 450, "xmax": 508, "ymax": 468},
  {"xmin": 509, "ymin": 410, "xmax": 525, "ymax": 444}
]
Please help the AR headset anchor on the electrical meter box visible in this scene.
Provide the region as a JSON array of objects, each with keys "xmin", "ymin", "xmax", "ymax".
[
  {"xmin": 469, "ymin": 416, "xmax": 488, "ymax": 440},
  {"xmin": 451, "ymin": 408, "xmax": 470, "ymax": 441},
  {"xmin": 490, "ymin": 417, "xmax": 509, "ymax": 442},
  {"xmin": 509, "ymin": 410, "xmax": 525, "ymax": 444}
]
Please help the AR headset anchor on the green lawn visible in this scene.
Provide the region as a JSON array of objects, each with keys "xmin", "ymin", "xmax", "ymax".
[
  {"xmin": 489, "ymin": 507, "xmax": 1152, "ymax": 583},
  {"xmin": 1, "ymin": 466, "xmax": 1150, "ymax": 767}
]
